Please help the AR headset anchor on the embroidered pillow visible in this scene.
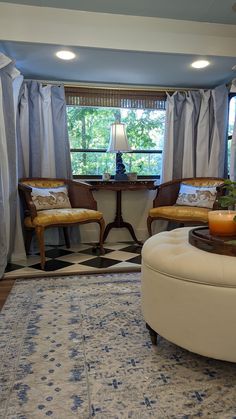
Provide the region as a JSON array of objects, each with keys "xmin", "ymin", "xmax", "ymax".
[
  {"xmin": 175, "ymin": 183, "xmax": 217, "ymax": 209},
  {"xmin": 31, "ymin": 186, "xmax": 71, "ymax": 211}
]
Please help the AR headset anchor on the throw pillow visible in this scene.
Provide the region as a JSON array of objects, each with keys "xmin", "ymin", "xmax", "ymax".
[
  {"xmin": 31, "ymin": 186, "xmax": 71, "ymax": 211},
  {"xmin": 175, "ymin": 183, "xmax": 217, "ymax": 209}
]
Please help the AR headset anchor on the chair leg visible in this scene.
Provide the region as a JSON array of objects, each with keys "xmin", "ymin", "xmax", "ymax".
[
  {"xmin": 63, "ymin": 227, "xmax": 70, "ymax": 248},
  {"xmin": 147, "ymin": 216, "xmax": 153, "ymax": 237},
  {"xmin": 98, "ymin": 218, "xmax": 105, "ymax": 255},
  {"xmin": 35, "ymin": 226, "xmax": 46, "ymax": 270},
  {"xmin": 24, "ymin": 229, "xmax": 33, "ymax": 254}
]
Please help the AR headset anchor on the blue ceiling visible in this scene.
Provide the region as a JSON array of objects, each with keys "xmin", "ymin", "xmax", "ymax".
[{"xmin": 1, "ymin": 40, "xmax": 235, "ymax": 88}]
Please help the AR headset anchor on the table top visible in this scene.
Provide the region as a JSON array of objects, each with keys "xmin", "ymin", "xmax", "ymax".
[
  {"xmin": 88, "ymin": 179, "xmax": 157, "ymax": 191},
  {"xmin": 189, "ymin": 227, "xmax": 236, "ymax": 257}
]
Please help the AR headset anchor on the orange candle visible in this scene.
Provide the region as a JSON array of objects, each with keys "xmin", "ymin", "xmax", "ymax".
[{"xmin": 208, "ymin": 210, "xmax": 236, "ymax": 236}]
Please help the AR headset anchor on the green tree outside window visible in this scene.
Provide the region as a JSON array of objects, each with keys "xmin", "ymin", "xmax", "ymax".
[{"xmin": 67, "ymin": 106, "xmax": 165, "ymax": 177}]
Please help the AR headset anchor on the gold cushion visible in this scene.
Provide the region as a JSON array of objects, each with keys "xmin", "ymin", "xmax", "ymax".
[
  {"xmin": 183, "ymin": 179, "xmax": 223, "ymax": 187},
  {"xmin": 149, "ymin": 205, "xmax": 210, "ymax": 223},
  {"xmin": 21, "ymin": 180, "xmax": 66, "ymax": 188},
  {"xmin": 24, "ymin": 208, "xmax": 103, "ymax": 228}
]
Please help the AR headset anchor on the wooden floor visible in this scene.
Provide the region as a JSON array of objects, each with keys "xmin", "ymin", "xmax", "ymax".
[{"xmin": 0, "ymin": 278, "xmax": 15, "ymax": 310}]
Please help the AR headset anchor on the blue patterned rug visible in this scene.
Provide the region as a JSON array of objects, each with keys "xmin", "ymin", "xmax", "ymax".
[{"xmin": 0, "ymin": 272, "xmax": 236, "ymax": 418}]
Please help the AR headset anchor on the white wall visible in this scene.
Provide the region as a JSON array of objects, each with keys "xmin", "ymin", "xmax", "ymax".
[
  {"xmin": 0, "ymin": 3, "xmax": 236, "ymax": 57},
  {"xmin": 79, "ymin": 188, "xmax": 157, "ymax": 243}
]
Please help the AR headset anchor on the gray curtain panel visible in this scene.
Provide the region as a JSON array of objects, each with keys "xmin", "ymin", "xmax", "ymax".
[
  {"xmin": 51, "ymin": 85, "xmax": 72, "ymax": 179},
  {"xmin": 1, "ymin": 65, "xmax": 17, "ymax": 257},
  {"xmin": 0, "ymin": 180, "xmax": 7, "ymax": 279},
  {"xmin": 162, "ymin": 85, "xmax": 229, "ymax": 182},
  {"xmin": 18, "ymin": 81, "xmax": 72, "ymax": 179},
  {"xmin": 17, "ymin": 81, "xmax": 75, "ymax": 248},
  {"xmin": 0, "ymin": 59, "xmax": 18, "ymax": 278}
]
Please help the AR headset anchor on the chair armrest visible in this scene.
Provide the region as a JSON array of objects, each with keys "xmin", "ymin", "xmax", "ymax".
[
  {"xmin": 153, "ymin": 179, "xmax": 181, "ymax": 207},
  {"xmin": 18, "ymin": 183, "xmax": 38, "ymax": 219},
  {"xmin": 67, "ymin": 180, "xmax": 98, "ymax": 210}
]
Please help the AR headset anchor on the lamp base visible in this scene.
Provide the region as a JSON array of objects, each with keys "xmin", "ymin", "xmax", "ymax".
[
  {"xmin": 115, "ymin": 152, "xmax": 128, "ymax": 180},
  {"xmin": 114, "ymin": 173, "xmax": 128, "ymax": 181}
]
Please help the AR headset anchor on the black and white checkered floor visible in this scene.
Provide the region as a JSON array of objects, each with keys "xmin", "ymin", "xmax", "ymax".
[{"xmin": 4, "ymin": 242, "xmax": 142, "ymax": 279}]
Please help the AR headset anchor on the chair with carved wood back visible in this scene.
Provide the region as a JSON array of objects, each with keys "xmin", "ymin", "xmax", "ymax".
[
  {"xmin": 19, "ymin": 178, "xmax": 105, "ymax": 269},
  {"xmin": 147, "ymin": 177, "xmax": 225, "ymax": 236}
]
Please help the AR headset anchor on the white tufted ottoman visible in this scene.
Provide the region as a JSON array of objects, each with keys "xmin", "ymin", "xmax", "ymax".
[{"xmin": 141, "ymin": 227, "xmax": 236, "ymax": 362}]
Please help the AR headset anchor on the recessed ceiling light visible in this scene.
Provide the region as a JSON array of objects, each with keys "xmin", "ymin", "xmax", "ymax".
[
  {"xmin": 191, "ymin": 60, "xmax": 210, "ymax": 69},
  {"xmin": 56, "ymin": 50, "xmax": 76, "ymax": 60}
]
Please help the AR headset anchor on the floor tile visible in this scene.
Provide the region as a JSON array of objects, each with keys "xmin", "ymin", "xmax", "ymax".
[
  {"xmin": 3, "ymin": 266, "xmax": 46, "ymax": 279},
  {"xmin": 79, "ymin": 257, "xmax": 121, "ymax": 269},
  {"xmin": 79, "ymin": 247, "xmax": 113, "ymax": 256},
  {"xmin": 3, "ymin": 242, "xmax": 142, "ymax": 279},
  {"xmin": 29, "ymin": 259, "xmax": 74, "ymax": 272},
  {"xmin": 56, "ymin": 253, "xmax": 95, "ymax": 263},
  {"xmin": 127, "ymin": 255, "xmax": 142, "ymax": 264},
  {"xmin": 60, "ymin": 243, "xmax": 93, "ymax": 252},
  {"xmin": 55, "ymin": 264, "xmax": 96, "ymax": 274},
  {"xmin": 109, "ymin": 261, "xmax": 141, "ymax": 270},
  {"xmin": 121, "ymin": 244, "xmax": 142, "ymax": 254},
  {"xmin": 102, "ymin": 243, "xmax": 132, "ymax": 251},
  {"xmin": 12, "ymin": 256, "xmax": 41, "ymax": 266},
  {"xmin": 44, "ymin": 248, "xmax": 75, "ymax": 258},
  {"xmin": 104, "ymin": 250, "xmax": 138, "ymax": 261},
  {"xmin": 4, "ymin": 263, "xmax": 25, "ymax": 272}
]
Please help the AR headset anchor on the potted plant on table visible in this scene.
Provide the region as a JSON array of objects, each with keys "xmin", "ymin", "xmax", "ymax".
[{"xmin": 218, "ymin": 179, "xmax": 236, "ymax": 211}]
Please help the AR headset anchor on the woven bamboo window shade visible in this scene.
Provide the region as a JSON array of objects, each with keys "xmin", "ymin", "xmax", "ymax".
[{"xmin": 65, "ymin": 87, "xmax": 166, "ymax": 110}]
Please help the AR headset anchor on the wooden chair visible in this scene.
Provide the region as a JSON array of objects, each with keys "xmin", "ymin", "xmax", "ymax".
[
  {"xmin": 19, "ymin": 178, "xmax": 105, "ymax": 269},
  {"xmin": 147, "ymin": 177, "xmax": 225, "ymax": 236}
]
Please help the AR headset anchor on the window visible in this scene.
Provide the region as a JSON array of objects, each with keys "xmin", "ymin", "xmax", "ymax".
[
  {"xmin": 65, "ymin": 87, "xmax": 166, "ymax": 178},
  {"xmin": 228, "ymin": 94, "xmax": 236, "ymax": 170}
]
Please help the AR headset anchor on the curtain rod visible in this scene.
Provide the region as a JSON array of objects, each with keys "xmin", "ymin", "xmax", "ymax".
[
  {"xmin": 24, "ymin": 79, "xmax": 200, "ymax": 92},
  {"xmin": 25, "ymin": 79, "xmax": 231, "ymax": 92}
]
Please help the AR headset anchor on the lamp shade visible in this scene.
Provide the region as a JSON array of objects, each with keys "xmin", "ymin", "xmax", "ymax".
[{"xmin": 107, "ymin": 123, "xmax": 131, "ymax": 153}]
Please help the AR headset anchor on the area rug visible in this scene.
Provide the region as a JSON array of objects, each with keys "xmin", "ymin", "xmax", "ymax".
[{"xmin": 0, "ymin": 273, "xmax": 236, "ymax": 419}]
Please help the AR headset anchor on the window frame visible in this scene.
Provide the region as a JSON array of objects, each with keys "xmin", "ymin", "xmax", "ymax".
[
  {"xmin": 65, "ymin": 86, "xmax": 166, "ymax": 179},
  {"xmin": 228, "ymin": 93, "xmax": 236, "ymax": 141},
  {"xmin": 70, "ymin": 148, "xmax": 163, "ymax": 180},
  {"xmin": 227, "ymin": 93, "xmax": 236, "ymax": 178}
]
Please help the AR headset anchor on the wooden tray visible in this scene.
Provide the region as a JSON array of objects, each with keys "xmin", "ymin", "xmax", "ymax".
[{"xmin": 189, "ymin": 227, "xmax": 236, "ymax": 257}]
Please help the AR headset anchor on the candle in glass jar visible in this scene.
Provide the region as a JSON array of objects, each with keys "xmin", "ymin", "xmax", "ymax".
[{"xmin": 208, "ymin": 210, "xmax": 236, "ymax": 236}]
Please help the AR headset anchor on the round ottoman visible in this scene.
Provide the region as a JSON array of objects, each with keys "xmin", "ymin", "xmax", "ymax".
[{"xmin": 141, "ymin": 227, "xmax": 236, "ymax": 362}]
